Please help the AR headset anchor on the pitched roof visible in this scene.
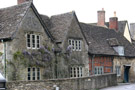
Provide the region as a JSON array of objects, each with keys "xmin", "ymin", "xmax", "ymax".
[
  {"xmin": 0, "ymin": 2, "xmax": 54, "ymax": 41},
  {"xmin": 40, "ymin": 15, "xmax": 51, "ymax": 30},
  {"xmin": 0, "ymin": 2, "xmax": 31, "ymax": 40},
  {"xmin": 91, "ymin": 20, "xmax": 127, "ymax": 35},
  {"xmin": 80, "ymin": 23, "xmax": 135, "ymax": 57},
  {"xmin": 105, "ymin": 21, "xmax": 127, "ymax": 34},
  {"xmin": 48, "ymin": 12, "xmax": 74, "ymax": 42}
]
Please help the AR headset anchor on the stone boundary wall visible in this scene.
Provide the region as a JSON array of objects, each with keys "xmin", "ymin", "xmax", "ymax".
[{"xmin": 6, "ymin": 73, "xmax": 117, "ymax": 90}]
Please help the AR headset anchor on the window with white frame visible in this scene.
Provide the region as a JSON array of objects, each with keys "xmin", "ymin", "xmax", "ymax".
[
  {"xmin": 115, "ymin": 66, "xmax": 121, "ymax": 76},
  {"xmin": 27, "ymin": 67, "xmax": 40, "ymax": 80},
  {"xmin": 94, "ymin": 66, "xmax": 104, "ymax": 75},
  {"xmin": 70, "ymin": 66, "xmax": 83, "ymax": 77},
  {"xmin": 68, "ymin": 39, "xmax": 82, "ymax": 51},
  {"xmin": 27, "ymin": 34, "xmax": 40, "ymax": 49}
]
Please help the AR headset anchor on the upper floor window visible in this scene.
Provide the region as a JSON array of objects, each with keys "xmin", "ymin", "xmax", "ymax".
[
  {"xmin": 70, "ymin": 66, "xmax": 83, "ymax": 78},
  {"xmin": 27, "ymin": 34, "xmax": 40, "ymax": 49},
  {"xmin": 27, "ymin": 67, "xmax": 40, "ymax": 80},
  {"xmin": 68, "ymin": 39, "xmax": 82, "ymax": 51},
  {"xmin": 113, "ymin": 46, "xmax": 124, "ymax": 56}
]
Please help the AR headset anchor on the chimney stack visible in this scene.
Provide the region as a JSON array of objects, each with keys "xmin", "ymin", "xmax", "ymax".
[
  {"xmin": 17, "ymin": 0, "xmax": 32, "ymax": 4},
  {"xmin": 109, "ymin": 11, "xmax": 118, "ymax": 31},
  {"xmin": 97, "ymin": 8, "xmax": 105, "ymax": 26}
]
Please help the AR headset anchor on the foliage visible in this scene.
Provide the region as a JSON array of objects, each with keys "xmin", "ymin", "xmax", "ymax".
[
  {"xmin": 22, "ymin": 46, "xmax": 52, "ymax": 67},
  {"xmin": 8, "ymin": 45, "xmax": 53, "ymax": 80},
  {"xmin": 0, "ymin": 52, "xmax": 3, "ymax": 56}
]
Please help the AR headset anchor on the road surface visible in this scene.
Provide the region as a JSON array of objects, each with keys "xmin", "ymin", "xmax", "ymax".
[{"xmin": 100, "ymin": 83, "xmax": 135, "ymax": 90}]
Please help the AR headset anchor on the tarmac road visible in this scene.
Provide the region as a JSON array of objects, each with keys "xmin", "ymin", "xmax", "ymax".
[{"xmin": 100, "ymin": 83, "xmax": 135, "ymax": 90}]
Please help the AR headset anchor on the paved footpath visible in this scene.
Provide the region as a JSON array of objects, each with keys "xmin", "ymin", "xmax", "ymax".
[{"xmin": 100, "ymin": 83, "xmax": 135, "ymax": 90}]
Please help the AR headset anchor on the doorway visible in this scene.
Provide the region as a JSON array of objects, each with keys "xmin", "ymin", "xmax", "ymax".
[{"xmin": 124, "ymin": 65, "xmax": 130, "ymax": 83}]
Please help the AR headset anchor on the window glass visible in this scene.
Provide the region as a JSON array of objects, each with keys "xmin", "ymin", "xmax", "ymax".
[
  {"xmin": 32, "ymin": 35, "xmax": 35, "ymax": 48},
  {"xmin": 32, "ymin": 68, "xmax": 35, "ymax": 80},
  {"xmin": 27, "ymin": 34, "xmax": 31, "ymax": 48},
  {"xmin": 37, "ymin": 35, "xmax": 40, "ymax": 48},
  {"xmin": 28, "ymin": 68, "xmax": 31, "ymax": 80},
  {"xmin": 37, "ymin": 68, "xmax": 40, "ymax": 80}
]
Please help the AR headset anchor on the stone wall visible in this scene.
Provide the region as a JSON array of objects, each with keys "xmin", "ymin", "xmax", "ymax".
[
  {"xmin": 113, "ymin": 57, "xmax": 135, "ymax": 82},
  {"xmin": 6, "ymin": 73, "xmax": 117, "ymax": 90}
]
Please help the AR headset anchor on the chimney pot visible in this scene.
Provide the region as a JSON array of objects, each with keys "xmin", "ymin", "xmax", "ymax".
[{"xmin": 114, "ymin": 11, "xmax": 116, "ymax": 17}]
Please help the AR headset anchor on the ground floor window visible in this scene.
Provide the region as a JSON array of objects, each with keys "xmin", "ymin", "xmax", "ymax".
[
  {"xmin": 94, "ymin": 66, "xmax": 104, "ymax": 75},
  {"xmin": 27, "ymin": 67, "xmax": 40, "ymax": 80},
  {"xmin": 115, "ymin": 66, "xmax": 121, "ymax": 76},
  {"xmin": 70, "ymin": 66, "xmax": 83, "ymax": 77}
]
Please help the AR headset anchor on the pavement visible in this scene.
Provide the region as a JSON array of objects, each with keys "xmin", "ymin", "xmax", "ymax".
[{"xmin": 100, "ymin": 83, "xmax": 135, "ymax": 90}]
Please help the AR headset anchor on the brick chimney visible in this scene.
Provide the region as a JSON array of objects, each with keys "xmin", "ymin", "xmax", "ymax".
[
  {"xmin": 97, "ymin": 8, "xmax": 105, "ymax": 26},
  {"xmin": 109, "ymin": 11, "xmax": 118, "ymax": 31},
  {"xmin": 17, "ymin": 0, "xmax": 32, "ymax": 4}
]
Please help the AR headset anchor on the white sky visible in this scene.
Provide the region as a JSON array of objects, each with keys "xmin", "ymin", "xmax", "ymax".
[{"xmin": 0, "ymin": 0, "xmax": 135, "ymax": 24}]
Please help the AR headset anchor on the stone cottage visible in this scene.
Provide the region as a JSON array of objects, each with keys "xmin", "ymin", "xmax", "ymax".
[
  {"xmin": 0, "ymin": 0, "xmax": 57, "ymax": 81},
  {"xmin": 93, "ymin": 8, "xmax": 132, "ymax": 43},
  {"xmin": 80, "ymin": 22, "xmax": 135, "ymax": 83},
  {"xmin": 40, "ymin": 11, "xmax": 89, "ymax": 78},
  {"xmin": 0, "ymin": 0, "xmax": 89, "ymax": 81}
]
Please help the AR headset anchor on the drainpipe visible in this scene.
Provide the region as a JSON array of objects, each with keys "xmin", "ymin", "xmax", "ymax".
[
  {"xmin": 92, "ymin": 55, "xmax": 95, "ymax": 75},
  {"xmin": 1, "ymin": 40, "xmax": 6, "ymax": 79}
]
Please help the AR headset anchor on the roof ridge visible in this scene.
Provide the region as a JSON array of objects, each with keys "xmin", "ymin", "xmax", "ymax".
[
  {"xmin": 0, "ymin": 2, "xmax": 31, "ymax": 10},
  {"xmin": 51, "ymin": 11, "xmax": 74, "ymax": 17}
]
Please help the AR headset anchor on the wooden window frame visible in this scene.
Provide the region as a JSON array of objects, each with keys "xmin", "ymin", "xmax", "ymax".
[
  {"xmin": 70, "ymin": 66, "xmax": 83, "ymax": 78},
  {"xmin": 27, "ymin": 67, "xmax": 41, "ymax": 80},
  {"xmin": 26, "ymin": 34, "xmax": 40, "ymax": 49}
]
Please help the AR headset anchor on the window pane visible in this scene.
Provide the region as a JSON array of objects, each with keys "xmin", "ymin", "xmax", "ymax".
[
  {"xmin": 32, "ymin": 35, "xmax": 35, "ymax": 48},
  {"xmin": 68, "ymin": 40, "xmax": 72, "ymax": 45},
  {"xmin": 27, "ymin": 34, "xmax": 31, "ymax": 48},
  {"xmin": 95, "ymin": 68, "xmax": 97, "ymax": 74},
  {"xmin": 77, "ymin": 67, "xmax": 79, "ymax": 77},
  {"xmin": 37, "ymin": 68, "xmax": 40, "ymax": 80},
  {"xmin": 80, "ymin": 67, "xmax": 82, "ymax": 77},
  {"xmin": 37, "ymin": 35, "xmax": 40, "ymax": 48},
  {"xmin": 74, "ymin": 68, "xmax": 76, "ymax": 77},
  {"xmin": 32, "ymin": 68, "xmax": 35, "ymax": 80},
  {"xmin": 79, "ymin": 40, "xmax": 81, "ymax": 50},
  {"xmin": 70, "ymin": 67, "xmax": 73, "ymax": 77},
  {"xmin": 28, "ymin": 68, "xmax": 31, "ymax": 80},
  {"xmin": 72, "ymin": 40, "xmax": 75, "ymax": 50},
  {"xmin": 76, "ymin": 41, "xmax": 78, "ymax": 50}
]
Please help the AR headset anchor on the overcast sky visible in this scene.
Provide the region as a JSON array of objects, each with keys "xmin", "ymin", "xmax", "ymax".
[{"xmin": 0, "ymin": 0, "xmax": 135, "ymax": 24}]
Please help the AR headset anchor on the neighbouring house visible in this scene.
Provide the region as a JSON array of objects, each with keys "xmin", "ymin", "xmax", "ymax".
[
  {"xmin": 93, "ymin": 9, "xmax": 132, "ymax": 43},
  {"xmin": 80, "ymin": 22, "xmax": 135, "ymax": 83},
  {"xmin": 130, "ymin": 23, "xmax": 135, "ymax": 45}
]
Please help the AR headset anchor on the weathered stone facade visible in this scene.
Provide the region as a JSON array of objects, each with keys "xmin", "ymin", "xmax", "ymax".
[
  {"xmin": 0, "ymin": 2, "xmax": 89, "ymax": 81},
  {"xmin": 0, "ymin": 6, "xmax": 55, "ymax": 81},
  {"xmin": 6, "ymin": 73, "xmax": 117, "ymax": 90},
  {"xmin": 113, "ymin": 57, "xmax": 135, "ymax": 82}
]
